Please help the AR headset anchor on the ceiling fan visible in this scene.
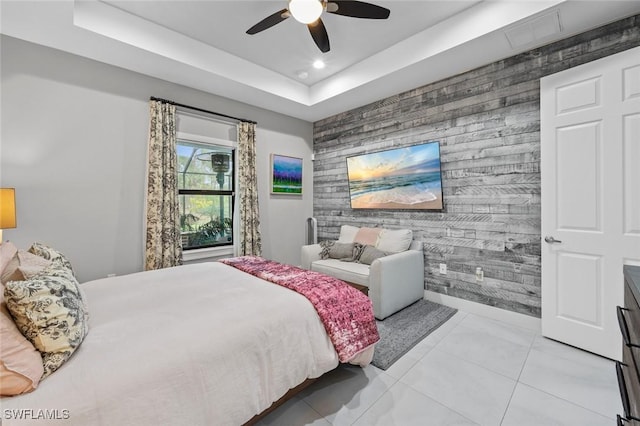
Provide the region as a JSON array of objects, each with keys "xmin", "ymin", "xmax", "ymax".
[{"xmin": 246, "ymin": 0, "xmax": 391, "ymax": 53}]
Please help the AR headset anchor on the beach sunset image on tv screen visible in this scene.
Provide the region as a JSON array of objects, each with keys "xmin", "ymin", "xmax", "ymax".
[{"xmin": 346, "ymin": 142, "xmax": 444, "ymax": 210}]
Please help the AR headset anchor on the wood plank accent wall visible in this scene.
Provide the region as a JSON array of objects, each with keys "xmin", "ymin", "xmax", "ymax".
[{"xmin": 312, "ymin": 15, "xmax": 640, "ymax": 317}]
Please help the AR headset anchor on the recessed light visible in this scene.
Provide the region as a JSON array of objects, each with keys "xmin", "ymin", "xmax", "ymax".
[
  {"xmin": 297, "ymin": 71, "xmax": 309, "ymax": 79},
  {"xmin": 313, "ymin": 60, "xmax": 325, "ymax": 69}
]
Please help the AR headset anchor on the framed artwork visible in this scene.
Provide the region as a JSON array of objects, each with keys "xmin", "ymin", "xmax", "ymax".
[
  {"xmin": 270, "ymin": 154, "xmax": 303, "ymax": 195},
  {"xmin": 346, "ymin": 141, "xmax": 444, "ymax": 210}
]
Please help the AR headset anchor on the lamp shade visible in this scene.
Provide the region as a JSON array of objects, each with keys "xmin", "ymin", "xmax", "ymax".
[{"xmin": 0, "ymin": 188, "xmax": 16, "ymax": 229}]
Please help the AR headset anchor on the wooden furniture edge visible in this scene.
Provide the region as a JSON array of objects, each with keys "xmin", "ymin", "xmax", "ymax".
[{"xmin": 344, "ymin": 281, "xmax": 369, "ymax": 295}]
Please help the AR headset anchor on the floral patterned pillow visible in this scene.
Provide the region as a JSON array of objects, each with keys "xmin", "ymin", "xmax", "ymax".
[
  {"xmin": 27, "ymin": 242, "xmax": 74, "ymax": 274},
  {"xmin": 4, "ymin": 264, "xmax": 89, "ymax": 378}
]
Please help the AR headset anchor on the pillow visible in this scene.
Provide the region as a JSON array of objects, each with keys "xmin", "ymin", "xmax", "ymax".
[
  {"xmin": 376, "ymin": 229, "xmax": 413, "ymax": 253},
  {"xmin": 337, "ymin": 225, "xmax": 360, "ymax": 243},
  {"xmin": 28, "ymin": 243, "xmax": 90, "ymax": 316},
  {"xmin": 0, "ymin": 241, "xmax": 18, "ymax": 277},
  {"xmin": 319, "ymin": 240, "xmax": 361, "ymax": 261},
  {"xmin": 27, "ymin": 242, "xmax": 74, "ymax": 273},
  {"xmin": 357, "ymin": 245, "xmax": 390, "ymax": 265},
  {"xmin": 4, "ymin": 264, "xmax": 89, "ymax": 378},
  {"xmin": 354, "ymin": 227, "xmax": 382, "ymax": 246},
  {"xmin": 1, "ymin": 250, "xmax": 52, "ymax": 285},
  {"xmin": 0, "ymin": 292, "xmax": 44, "ymax": 396}
]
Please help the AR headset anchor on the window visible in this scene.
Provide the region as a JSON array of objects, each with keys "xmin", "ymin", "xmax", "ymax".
[{"xmin": 177, "ymin": 139, "xmax": 234, "ymax": 250}]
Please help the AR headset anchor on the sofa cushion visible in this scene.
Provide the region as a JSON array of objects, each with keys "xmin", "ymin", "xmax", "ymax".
[
  {"xmin": 376, "ymin": 229, "xmax": 413, "ymax": 253},
  {"xmin": 354, "ymin": 228, "xmax": 382, "ymax": 246},
  {"xmin": 337, "ymin": 225, "xmax": 360, "ymax": 243},
  {"xmin": 311, "ymin": 259, "xmax": 369, "ymax": 286}
]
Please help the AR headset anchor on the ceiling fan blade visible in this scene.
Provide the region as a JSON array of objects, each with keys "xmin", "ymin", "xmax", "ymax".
[
  {"xmin": 327, "ymin": 1, "xmax": 390, "ymax": 19},
  {"xmin": 246, "ymin": 8, "xmax": 290, "ymax": 35},
  {"xmin": 307, "ymin": 18, "xmax": 330, "ymax": 53}
]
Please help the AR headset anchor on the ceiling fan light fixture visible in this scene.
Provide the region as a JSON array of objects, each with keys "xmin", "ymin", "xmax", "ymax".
[{"xmin": 289, "ymin": 0, "xmax": 323, "ymax": 24}]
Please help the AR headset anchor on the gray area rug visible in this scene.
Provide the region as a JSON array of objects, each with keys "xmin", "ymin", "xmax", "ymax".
[{"xmin": 372, "ymin": 299, "xmax": 457, "ymax": 370}]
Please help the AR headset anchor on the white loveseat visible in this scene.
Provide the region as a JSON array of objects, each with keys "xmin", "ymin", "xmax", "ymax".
[{"xmin": 301, "ymin": 225, "xmax": 424, "ymax": 320}]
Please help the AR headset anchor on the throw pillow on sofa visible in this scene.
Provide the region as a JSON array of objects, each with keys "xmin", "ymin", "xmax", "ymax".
[
  {"xmin": 336, "ymin": 225, "xmax": 360, "ymax": 243},
  {"xmin": 319, "ymin": 240, "xmax": 361, "ymax": 261},
  {"xmin": 376, "ymin": 229, "xmax": 413, "ymax": 252},
  {"xmin": 357, "ymin": 245, "xmax": 390, "ymax": 265},
  {"xmin": 354, "ymin": 227, "xmax": 382, "ymax": 246}
]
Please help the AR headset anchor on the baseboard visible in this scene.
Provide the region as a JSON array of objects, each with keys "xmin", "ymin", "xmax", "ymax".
[{"xmin": 424, "ymin": 290, "xmax": 541, "ymax": 332}]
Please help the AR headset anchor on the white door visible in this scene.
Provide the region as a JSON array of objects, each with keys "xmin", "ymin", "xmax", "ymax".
[{"xmin": 541, "ymin": 45, "xmax": 640, "ymax": 361}]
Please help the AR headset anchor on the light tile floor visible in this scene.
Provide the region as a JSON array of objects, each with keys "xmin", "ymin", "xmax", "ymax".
[{"xmin": 257, "ymin": 310, "xmax": 622, "ymax": 426}]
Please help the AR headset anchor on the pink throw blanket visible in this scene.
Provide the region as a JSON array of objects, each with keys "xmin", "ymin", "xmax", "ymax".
[{"xmin": 219, "ymin": 256, "xmax": 379, "ymax": 362}]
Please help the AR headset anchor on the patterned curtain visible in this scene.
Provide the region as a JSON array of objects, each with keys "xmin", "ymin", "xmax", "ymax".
[
  {"xmin": 237, "ymin": 122, "xmax": 262, "ymax": 256},
  {"xmin": 144, "ymin": 100, "xmax": 182, "ymax": 270}
]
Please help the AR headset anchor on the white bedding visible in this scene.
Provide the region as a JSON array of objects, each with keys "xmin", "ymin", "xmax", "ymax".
[{"xmin": 1, "ymin": 262, "xmax": 371, "ymax": 425}]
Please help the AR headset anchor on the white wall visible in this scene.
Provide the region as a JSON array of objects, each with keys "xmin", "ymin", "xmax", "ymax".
[
  {"xmin": 258, "ymin": 127, "xmax": 315, "ymax": 265},
  {"xmin": 0, "ymin": 35, "xmax": 313, "ymax": 282}
]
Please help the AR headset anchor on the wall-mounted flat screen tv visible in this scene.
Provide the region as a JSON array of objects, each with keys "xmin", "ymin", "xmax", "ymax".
[{"xmin": 346, "ymin": 141, "xmax": 444, "ymax": 210}]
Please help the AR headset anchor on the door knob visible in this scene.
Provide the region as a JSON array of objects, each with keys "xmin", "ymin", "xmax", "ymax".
[{"xmin": 544, "ymin": 236, "xmax": 563, "ymax": 244}]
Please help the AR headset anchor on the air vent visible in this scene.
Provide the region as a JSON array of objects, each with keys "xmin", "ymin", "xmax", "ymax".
[{"xmin": 505, "ymin": 11, "xmax": 562, "ymax": 49}]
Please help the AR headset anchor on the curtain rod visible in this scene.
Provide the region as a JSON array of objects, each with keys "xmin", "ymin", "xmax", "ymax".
[{"xmin": 149, "ymin": 97, "xmax": 257, "ymax": 125}]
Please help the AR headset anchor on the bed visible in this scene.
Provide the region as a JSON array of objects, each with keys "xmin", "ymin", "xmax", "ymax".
[{"xmin": 1, "ymin": 257, "xmax": 378, "ymax": 425}]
